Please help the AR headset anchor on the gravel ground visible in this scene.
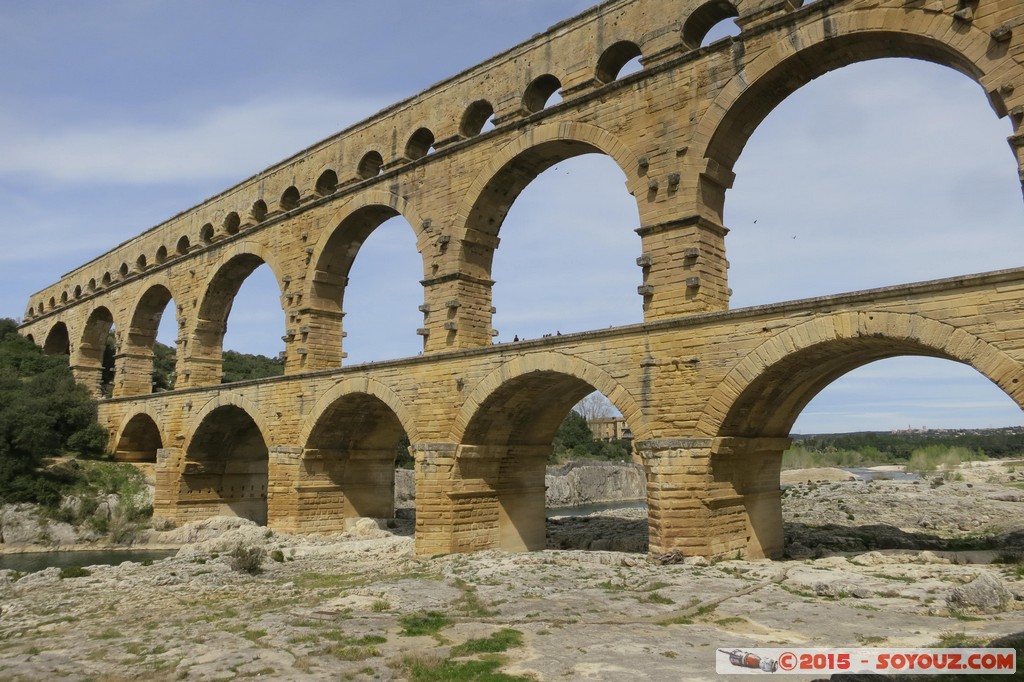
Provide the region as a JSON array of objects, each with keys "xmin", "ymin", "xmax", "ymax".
[{"xmin": 0, "ymin": 464, "xmax": 1022, "ymax": 681}]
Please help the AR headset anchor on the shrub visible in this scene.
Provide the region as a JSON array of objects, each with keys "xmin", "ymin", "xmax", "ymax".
[
  {"xmin": 0, "ymin": 319, "xmax": 111, "ymax": 506},
  {"xmin": 59, "ymin": 566, "xmax": 91, "ymax": 579},
  {"xmin": 229, "ymin": 545, "xmax": 266, "ymax": 575},
  {"xmin": 399, "ymin": 611, "xmax": 450, "ymax": 637}
]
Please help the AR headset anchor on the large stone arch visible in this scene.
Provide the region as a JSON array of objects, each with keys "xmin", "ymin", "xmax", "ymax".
[
  {"xmin": 175, "ymin": 392, "xmax": 274, "ymax": 526},
  {"xmin": 276, "ymin": 377, "xmax": 419, "ymax": 533},
  {"xmin": 185, "ymin": 241, "xmax": 289, "ymax": 386},
  {"xmin": 73, "ymin": 306, "xmax": 117, "ymax": 397},
  {"xmin": 697, "ymin": 311, "xmax": 1024, "ymax": 438},
  {"xmin": 116, "ymin": 277, "xmax": 184, "ymax": 397},
  {"xmin": 300, "ymin": 192, "xmax": 428, "ymax": 371},
  {"xmin": 112, "ymin": 408, "xmax": 166, "ymax": 462},
  {"xmin": 691, "ymin": 11, "xmax": 1021, "ymax": 222},
  {"xmin": 452, "ymin": 351, "xmax": 649, "ymax": 444},
  {"xmin": 444, "ymin": 351, "xmax": 648, "ymax": 553},
  {"xmin": 42, "ymin": 320, "xmax": 71, "ymax": 356},
  {"xmin": 682, "ymin": 311, "xmax": 1024, "ymax": 560},
  {"xmin": 434, "ymin": 124, "xmax": 644, "ymax": 351},
  {"xmin": 453, "ymin": 121, "xmax": 643, "ymax": 272},
  {"xmin": 307, "ymin": 191, "xmax": 429, "ymax": 280},
  {"xmin": 183, "ymin": 392, "xmax": 276, "ymax": 453},
  {"xmin": 299, "ymin": 376, "xmax": 420, "ymax": 446}
]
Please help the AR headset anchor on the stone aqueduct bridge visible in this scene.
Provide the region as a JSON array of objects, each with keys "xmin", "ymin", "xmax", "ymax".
[{"xmin": 17, "ymin": 0, "xmax": 1024, "ymax": 558}]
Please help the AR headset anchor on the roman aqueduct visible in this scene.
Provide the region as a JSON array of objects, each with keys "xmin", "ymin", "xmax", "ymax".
[{"xmin": 18, "ymin": 0, "xmax": 1024, "ymax": 558}]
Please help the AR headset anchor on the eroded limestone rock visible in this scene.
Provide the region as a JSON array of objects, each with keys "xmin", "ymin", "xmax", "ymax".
[{"xmin": 946, "ymin": 572, "xmax": 1013, "ymax": 614}]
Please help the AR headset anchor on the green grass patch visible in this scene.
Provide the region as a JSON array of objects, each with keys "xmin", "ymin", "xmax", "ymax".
[
  {"xmin": 869, "ymin": 573, "xmax": 915, "ymax": 583},
  {"xmin": 933, "ymin": 631, "xmax": 987, "ymax": 648},
  {"xmin": 714, "ymin": 616, "xmax": 745, "ymax": 626},
  {"xmin": 59, "ymin": 566, "xmax": 92, "ymax": 579},
  {"xmin": 949, "ymin": 610, "xmax": 985, "ymax": 622},
  {"xmin": 453, "ymin": 578, "xmax": 499, "ymax": 617},
  {"xmin": 402, "ymin": 656, "xmax": 532, "ymax": 682},
  {"xmin": 287, "ymin": 633, "xmax": 320, "ymax": 645},
  {"xmin": 321, "ymin": 644, "xmax": 380, "ymax": 662},
  {"xmin": 450, "ymin": 629, "xmax": 523, "ymax": 657},
  {"xmin": 400, "ymin": 611, "xmax": 451, "ymax": 637},
  {"xmin": 638, "ymin": 592, "xmax": 674, "ymax": 605}
]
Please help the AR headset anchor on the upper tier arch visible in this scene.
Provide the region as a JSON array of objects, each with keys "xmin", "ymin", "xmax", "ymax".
[
  {"xmin": 454, "ymin": 122, "xmax": 643, "ymax": 274},
  {"xmin": 692, "ymin": 12, "xmax": 1022, "ymax": 220}
]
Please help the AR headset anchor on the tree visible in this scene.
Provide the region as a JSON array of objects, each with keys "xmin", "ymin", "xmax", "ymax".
[
  {"xmin": 101, "ymin": 332, "xmax": 116, "ymax": 398},
  {"xmin": 573, "ymin": 392, "xmax": 615, "ymax": 422},
  {"xmin": 553, "ymin": 410, "xmax": 594, "ymax": 455},
  {"xmin": 152, "ymin": 341, "xmax": 177, "ymax": 391},
  {"xmin": 0, "ymin": 319, "xmax": 107, "ymax": 505},
  {"xmin": 221, "ymin": 350, "xmax": 285, "ymax": 384}
]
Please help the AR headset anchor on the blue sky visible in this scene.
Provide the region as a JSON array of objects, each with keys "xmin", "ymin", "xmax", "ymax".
[{"xmin": 2, "ymin": 1, "xmax": 1022, "ymax": 433}]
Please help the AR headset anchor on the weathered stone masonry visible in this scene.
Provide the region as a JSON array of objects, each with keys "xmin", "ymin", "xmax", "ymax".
[{"xmin": 18, "ymin": 0, "xmax": 1024, "ymax": 558}]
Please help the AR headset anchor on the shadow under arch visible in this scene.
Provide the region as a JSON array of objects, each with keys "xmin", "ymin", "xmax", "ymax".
[
  {"xmin": 448, "ymin": 352, "xmax": 648, "ymax": 553},
  {"xmin": 452, "ymin": 352, "xmax": 649, "ymax": 443},
  {"xmin": 188, "ymin": 241, "xmax": 288, "ymax": 386},
  {"xmin": 43, "ymin": 321, "xmax": 71, "ymax": 356},
  {"xmin": 302, "ymin": 191, "xmax": 427, "ymax": 370},
  {"xmin": 689, "ymin": 311, "xmax": 1024, "ymax": 559},
  {"xmin": 693, "ymin": 18, "xmax": 1017, "ymax": 221},
  {"xmin": 300, "ymin": 376, "xmax": 421, "ymax": 446},
  {"xmin": 286, "ymin": 377, "xmax": 420, "ymax": 532},
  {"xmin": 176, "ymin": 392, "xmax": 274, "ymax": 526},
  {"xmin": 112, "ymin": 409, "xmax": 165, "ymax": 463}
]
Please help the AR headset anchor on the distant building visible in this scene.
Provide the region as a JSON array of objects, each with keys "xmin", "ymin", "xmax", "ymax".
[{"xmin": 589, "ymin": 417, "xmax": 632, "ymax": 441}]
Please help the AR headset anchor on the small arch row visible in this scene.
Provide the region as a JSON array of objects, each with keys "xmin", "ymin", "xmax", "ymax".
[{"xmin": 25, "ymin": 0, "xmax": 750, "ymax": 321}]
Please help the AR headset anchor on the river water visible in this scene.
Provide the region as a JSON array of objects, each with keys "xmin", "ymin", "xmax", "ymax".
[
  {"xmin": 842, "ymin": 467, "xmax": 919, "ymax": 482},
  {"xmin": 0, "ymin": 549, "xmax": 177, "ymax": 573}
]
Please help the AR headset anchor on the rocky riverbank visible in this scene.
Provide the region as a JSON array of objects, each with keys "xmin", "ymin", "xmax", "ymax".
[
  {"xmin": 395, "ymin": 461, "xmax": 645, "ymax": 512},
  {"xmin": 0, "ymin": 461, "xmax": 1022, "ymax": 680}
]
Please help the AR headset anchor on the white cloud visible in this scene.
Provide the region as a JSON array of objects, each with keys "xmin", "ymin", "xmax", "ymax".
[{"xmin": 0, "ymin": 94, "xmax": 387, "ymax": 186}]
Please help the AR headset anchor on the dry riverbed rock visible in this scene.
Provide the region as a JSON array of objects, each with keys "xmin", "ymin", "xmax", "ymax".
[
  {"xmin": 0, "ymin": 470, "xmax": 1022, "ymax": 680},
  {"xmin": 946, "ymin": 572, "xmax": 1014, "ymax": 614}
]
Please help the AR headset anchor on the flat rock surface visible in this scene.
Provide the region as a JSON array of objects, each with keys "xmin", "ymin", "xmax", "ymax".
[{"xmin": 0, "ymin": 464, "xmax": 1022, "ymax": 681}]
